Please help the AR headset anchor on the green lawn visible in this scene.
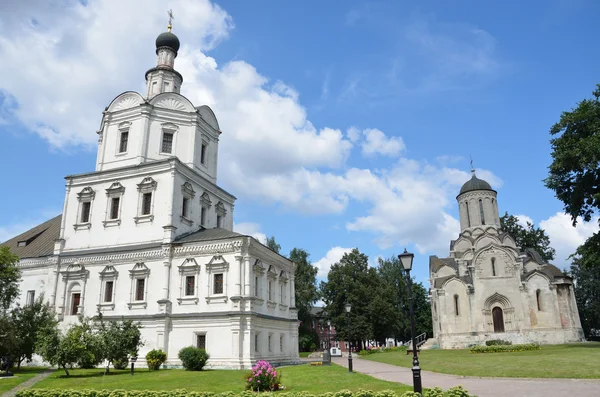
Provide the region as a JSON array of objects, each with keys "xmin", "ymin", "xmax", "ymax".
[
  {"xmin": 299, "ymin": 352, "xmax": 312, "ymax": 358},
  {"xmin": 0, "ymin": 367, "xmax": 49, "ymax": 394},
  {"xmin": 362, "ymin": 343, "xmax": 600, "ymax": 379},
  {"xmin": 34, "ymin": 364, "xmax": 411, "ymax": 394}
]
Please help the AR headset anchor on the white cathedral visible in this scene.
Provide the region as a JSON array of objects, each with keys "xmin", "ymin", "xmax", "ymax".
[
  {"xmin": 2, "ymin": 25, "xmax": 300, "ymax": 369},
  {"xmin": 429, "ymin": 170, "xmax": 584, "ymax": 349}
]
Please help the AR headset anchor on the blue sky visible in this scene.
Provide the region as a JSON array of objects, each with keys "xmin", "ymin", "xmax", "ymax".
[{"xmin": 1, "ymin": 0, "xmax": 599, "ymax": 286}]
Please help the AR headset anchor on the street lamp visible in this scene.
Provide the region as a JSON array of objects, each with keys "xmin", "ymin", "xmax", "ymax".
[
  {"xmin": 345, "ymin": 302, "xmax": 353, "ymax": 373},
  {"xmin": 327, "ymin": 320, "xmax": 331, "ymax": 352},
  {"xmin": 398, "ymin": 248, "xmax": 422, "ymax": 394},
  {"xmin": 130, "ymin": 355, "xmax": 138, "ymax": 376}
]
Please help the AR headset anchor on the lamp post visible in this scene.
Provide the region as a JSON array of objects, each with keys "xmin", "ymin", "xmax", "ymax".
[
  {"xmin": 399, "ymin": 248, "xmax": 422, "ymax": 394},
  {"xmin": 327, "ymin": 320, "xmax": 331, "ymax": 352},
  {"xmin": 345, "ymin": 303, "xmax": 353, "ymax": 373},
  {"xmin": 130, "ymin": 355, "xmax": 137, "ymax": 376}
]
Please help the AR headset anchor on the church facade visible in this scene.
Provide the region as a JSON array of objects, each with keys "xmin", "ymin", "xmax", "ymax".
[
  {"xmin": 429, "ymin": 170, "xmax": 584, "ymax": 349},
  {"xmin": 2, "ymin": 26, "xmax": 299, "ymax": 369}
]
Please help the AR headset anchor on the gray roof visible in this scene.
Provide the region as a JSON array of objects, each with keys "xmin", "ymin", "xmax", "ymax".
[
  {"xmin": 174, "ymin": 227, "xmax": 245, "ymax": 244},
  {"xmin": 1, "ymin": 215, "xmax": 61, "ymax": 259},
  {"xmin": 459, "ymin": 171, "xmax": 494, "ymax": 195},
  {"xmin": 432, "ymin": 274, "xmax": 473, "ymax": 289},
  {"xmin": 310, "ymin": 307, "xmax": 326, "ymax": 317}
]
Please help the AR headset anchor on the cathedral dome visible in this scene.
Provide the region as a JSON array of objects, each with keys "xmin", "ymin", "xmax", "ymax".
[
  {"xmin": 156, "ymin": 31, "xmax": 180, "ymax": 54},
  {"xmin": 459, "ymin": 172, "xmax": 493, "ymax": 195}
]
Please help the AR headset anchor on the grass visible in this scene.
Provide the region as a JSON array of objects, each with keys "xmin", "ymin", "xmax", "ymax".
[
  {"xmin": 299, "ymin": 352, "xmax": 312, "ymax": 358},
  {"xmin": 33, "ymin": 364, "xmax": 411, "ymax": 394},
  {"xmin": 362, "ymin": 343, "xmax": 600, "ymax": 379},
  {"xmin": 0, "ymin": 367, "xmax": 48, "ymax": 394}
]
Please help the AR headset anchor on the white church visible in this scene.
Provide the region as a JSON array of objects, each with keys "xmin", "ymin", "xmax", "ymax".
[
  {"xmin": 2, "ymin": 24, "xmax": 300, "ymax": 369},
  {"xmin": 429, "ymin": 169, "xmax": 584, "ymax": 349}
]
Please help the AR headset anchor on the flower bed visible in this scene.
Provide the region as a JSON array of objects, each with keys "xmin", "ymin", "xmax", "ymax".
[
  {"xmin": 469, "ymin": 343, "xmax": 541, "ymax": 353},
  {"xmin": 358, "ymin": 346, "xmax": 408, "ymax": 356},
  {"xmin": 17, "ymin": 386, "xmax": 474, "ymax": 397},
  {"xmin": 246, "ymin": 360, "xmax": 282, "ymax": 391}
]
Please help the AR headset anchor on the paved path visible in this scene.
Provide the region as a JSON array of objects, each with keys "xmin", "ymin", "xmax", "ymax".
[
  {"xmin": 1, "ymin": 369, "xmax": 54, "ymax": 397},
  {"xmin": 332, "ymin": 356, "xmax": 600, "ymax": 397}
]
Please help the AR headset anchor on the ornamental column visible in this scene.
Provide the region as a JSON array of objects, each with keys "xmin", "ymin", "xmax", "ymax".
[
  {"xmin": 244, "ymin": 256, "xmax": 251, "ymax": 296},
  {"xmin": 235, "ymin": 255, "xmax": 243, "ymax": 296}
]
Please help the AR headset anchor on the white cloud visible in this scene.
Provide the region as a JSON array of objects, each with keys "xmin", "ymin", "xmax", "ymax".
[
  {"xmin": 540, "ymin": 212, "xmax": 599, "ymax": 267},
  {"xmin": 515, "ymin": 214, "xmax": 534, "ymax": 229},
  {"xmin": 361, "ymin": 128, "xmax": 405, "ymax": 157},
  {"xmin": 314, "ymin": 247, "xmax": 353, "ymax": 278},
  {"xmin": 233, "ymin": 222, "xmax": 266, "ymax": 244}
]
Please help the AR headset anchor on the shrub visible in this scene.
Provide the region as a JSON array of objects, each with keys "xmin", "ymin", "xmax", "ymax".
[
  {"xmin": 245, "ymin": 360, "xmax": 282, "ymax": 391},
  {"xmin": 485, "ymin": 339, "xmax": 512, "ymax": 346},
  {"xmin": 145, "ymin": 349, "xmax": 167, "ymax": 370},
  {"xmin": 112, "ymin": 357, "xmax": 128, "ymax": 370},
  {"xmin": 470, "ymin": 343, "xmax": 541, "ymax": 353},
  {"xmin": 178, "ymin": 346, "xmax": 210, "ymax": 371}
]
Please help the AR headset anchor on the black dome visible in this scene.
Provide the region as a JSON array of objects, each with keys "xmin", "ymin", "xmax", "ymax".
[
  {"xmin": 156, "ymin": 31, "xmax": 180, "ymax": 53},
  {"xmin": 459, "ymin": 172, "xmax": 494, "ymax": 195}
]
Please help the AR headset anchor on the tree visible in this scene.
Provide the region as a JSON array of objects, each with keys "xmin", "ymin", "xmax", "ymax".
[
  {"xmin": 266, "ymin": 236, "xmax": 281, "ymax": 254},
  {"xmin": 570, "ymin": 258, "xmax": 600, "ymax": 338},
  {"xmin": 36, "ymin": 323, "xmax": 82, "ymax": 376},
  {"xmin": 10, "ymin": 295, "xmax": 57, "ymax": 368},
  {"xmin": 544, "ymin": 84, "xmax": 600, "ymax": 228},
  {"xmin": 0, "ymin": 247, "xmax": 20, "ymax": 313},
  {"xmin": 95, "ymin": 313, "xmax": 144, "ymax": 371},
  {"xmin": 500, "ymin": 212, "xmax": 556, "ymax": 262},
  {"xmin": 288, "ymin": 248, "xmax": 319, "ymax": 341}
]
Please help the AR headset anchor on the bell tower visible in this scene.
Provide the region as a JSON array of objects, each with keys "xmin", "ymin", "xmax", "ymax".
[{"xmin": 456, "ymin": 168, "xmax": 500, "ymax": 231}]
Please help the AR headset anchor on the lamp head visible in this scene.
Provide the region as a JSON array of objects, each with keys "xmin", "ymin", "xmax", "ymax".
[
  {"xmin": 398, "ymin": 248, "xmax": 414, "ymax": 272},
  {"xmin": 344, "ymin": 303, "xmax": 351, "ymax": 313}
]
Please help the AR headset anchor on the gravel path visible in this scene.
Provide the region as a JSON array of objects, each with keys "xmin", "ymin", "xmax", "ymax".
[
  {"xmin": 332, "ymin": 356, "xmax": 600, "ymax": 397},
  {"xmin": 1, "ymin": 369, "xmax": 54, "ymax": 397}
]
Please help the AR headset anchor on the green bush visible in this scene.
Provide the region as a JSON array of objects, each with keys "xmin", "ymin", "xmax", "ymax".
[
  {"xmin": 485, "ymin": 339, "xmax": 512, "ymax": 346},
  {"xmin": 470, "ymin": 343, "xmax": 541, "ymax": 353},
  {"xmin": 358, "ymin": 346, "xmax": 408, "ymax": 356},
  {"xmin": 145, "ymin": 349, "xmax": 167, "ymax": 370},
  {"xmin": 112, "ymin": 357, "xmax": 128, "ymax": 370},
  {"xmin": 178, "ymin": 346, "xmax": 210, "ymax": 371},
  {"xmin": 16, "ymin": 388, "xmax": 476, "ymax": 397}
]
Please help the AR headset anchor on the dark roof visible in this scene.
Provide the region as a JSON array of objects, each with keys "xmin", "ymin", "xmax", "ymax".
[
  {"xmin": 311, "ymin": 307, "xmax": 326, "ymax": 317},
  {"xmin": 1, "ymin": 215, "xmax": 61, "ymax": 259},
  {"xmin": 432, "ymin": 274, "xmax": 472, "ymax": 289},
  {"xmin": 459, "ymin": 171, "xmax": 494, "ymax": 195},
  {"xmin": 174, "ymin": 227, "xmax": 245, "ymax": 244},
  {"xmin": 156, "ymin": 31, "xmax": 180, "ymax": 54}
]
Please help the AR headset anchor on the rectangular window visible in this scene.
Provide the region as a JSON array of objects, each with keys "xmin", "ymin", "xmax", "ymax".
[
  {"xmin": 142, "ymin": 193, "xmax": 152, "ymax": 215},
  {"xmin": 216, "ymin": 214, "xmax": 222, "ymax": 228},
  {"xmin": 182, "ymin": 197, "xmax": 189, "ymax": 218},
  {"xmin": 200, "ymin": 207, "xmax": 206, "ymax": 226},
  {"xmin": 104, "ymin": 281, "xmax": 114, "ymax": 302},
  {"xmin": 81, "ymin": 201, "xmax": 91, "ymax": 223},
  {"xmin": 268, "ymin": 334, "xmax": 272, "ymax": 352},
  {"xmin": 196, "ymin": 334, "xmax": 206, "ymax": 350},
  {"xmin": 254, "ymin": 334, "xmax": 259, "ymax": 353},
  {"xmin": 280, "ymin": 285, "xmax": 284, "ymax": 303},
  {"xmin": 214, "ymin": 273, "xmax": 223, "ymax": 294},
  {"xmin": 201, "ymin": 143, "xmax": 207, "ymax": 165},
  {"xmin": 268, "ymin": 281, "xmax": 272, "ymax": 301},
  {"xmin": 185, "ymin": 275, "xmax": 195, "ymax": 296},
  {"xmin": 136, "ymin": 278, "xmax": 145, "ymax": 301},
  {"xmin": 254, "ymin": 276, "xmax": 259, "ymax": 296},
  {"xmin": 119, "ymin": 131, "xmax": 128, "ymax": 153},
  {"xmin": 162, "ymin": 132, "xmax": 174, "ymax": 153},
  {"xmin": 110, "ymin": 197, "xmax": 120, "ymax": 220},
  {"xmin": 280, "ymin": 335, "xmax": 284, "ymax": 352},
  {"xmin": 26, "ymin": 290, "xmax": 35, "ymax": 306},
  {"xmin": 71, "ymin": 293, "xmax": 80, "ymax": 315}
]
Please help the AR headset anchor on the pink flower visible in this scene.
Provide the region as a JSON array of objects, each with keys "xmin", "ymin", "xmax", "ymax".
[
  {"xmin": 249, "ymin": 378, "xmax": 253, "ymax": 381},
  {"xmin": 257, "ymin": 380, "xmax": 261, "ymax": 383}
]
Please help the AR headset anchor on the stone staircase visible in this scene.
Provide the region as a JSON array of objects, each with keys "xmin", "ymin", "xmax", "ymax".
[{"xmin": 406, "ymin": 332, "xmax": 428, "ymax": 354}]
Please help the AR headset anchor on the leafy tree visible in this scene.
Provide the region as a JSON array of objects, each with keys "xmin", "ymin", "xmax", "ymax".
[
  {"xmin": 500, "ymin": 212, "xmax": 556, "ymax": 262},
  {"xmin": 36, "ymin": 322, "xmax": 83, "ymax": 376},
  {"xmin": 570, "ymin": 248, "xmax": 600, "ymax": 338},
  {"xmin": 95, "ymin": 313, "xmax": 144, "ymax": 371},
  {"xmin": 410, "ymin": 281, "xmax": 433, "ymax": 339},
  {"xmin": 0, "ymin": 314, "xmax": 17, "ymax": 362},
  {"xmin": 10, "ymin": 295, "xmax": 57, "ymax": 368},
  {"xmin": 545, "ymin": 85, "xmax": 600, "ymax": 228},
  {"xmin": 266, "ymin": 236, "xmax": 281, "ymax": 253},
  {"xmin": 0, "ymin": 246, "xmax": 20, "ymax": 313},
  {"xmin": 320, "ymin": 248, "xmax": 378, "ymax": 349},
  {"xmin": 288, "ymin": 248, "xmax": 319, "ymax": 339}
]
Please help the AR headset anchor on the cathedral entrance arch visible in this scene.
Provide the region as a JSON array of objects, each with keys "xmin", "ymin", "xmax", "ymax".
[{"xmin": 492, "ymin": 307, "xmax": 505, "ymax": 333}]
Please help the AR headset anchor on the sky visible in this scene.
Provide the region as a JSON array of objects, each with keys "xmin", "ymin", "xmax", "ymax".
[{"xmin": 1, "ymin": 0, "xmax": 599, "ymax": 287}]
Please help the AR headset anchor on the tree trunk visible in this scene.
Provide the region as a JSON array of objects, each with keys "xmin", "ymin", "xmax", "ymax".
[
  {"xmin": 62, "ymin": 365, "xmax": 69, "ymax": 376},
  {"xmin": 17, "ymin": 357, "xmax": 22, "ymax": 370}
]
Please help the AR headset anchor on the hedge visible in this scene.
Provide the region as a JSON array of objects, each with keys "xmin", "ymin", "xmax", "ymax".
[
  {"xmin": 469, "ymin": 343, "xmax": 541, "ymax": 353},
  {"xmin": 16, "ymin": 387, "xmax": 474, "ymax": 397},
  {"xmin": 358, "ymin": 346, "xmax": 408, "ymax": 356}
]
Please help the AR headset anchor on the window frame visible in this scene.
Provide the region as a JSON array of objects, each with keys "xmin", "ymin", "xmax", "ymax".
[
  {"xmin": 454, "ymin": 294, "xmax": 460, "ymax": 316},
  {"xmin": 161, "ymin": 130, "xmax": 175, "ymax": 154},
  {"xmin": 180, "ymin": 182, "xmax": 196, "ymax": 226},
  {"xmin": 200, "ymin": 142, "xmax": 208, "ymax": 165},
  {"xmin": 74, "ymin": 187, "xmax": 95, "ymax": 230},
  {"xmin": 118, "ymin": 129, "xmax": 129, "ymax": 153},
  {"xmin": 26, "ymin": 290, "xmax": 35, "ymax": 306},
  {"xmin": 215, "ymin": 201, "xmax": 226, "ymax": 229},
  {"xmin": 205, "ymin": 255, "xmax": 229, "ymax": 304},
  {"xmin": 128, "ymin": 263, "xmax": 150, "ymax": 309},
  {"xmin": 200, "ymin": 193, "xmax": 212, "ymax": 227},
  {"xmin": 177, "ymin": 258, "xmax": 201, "ymax": 305},
  {"xmin": 103, "ymin": 182, "xmax": 125, "ymax": 228},
  {"xmin": 135, "ymin": 177, "xmax": 157, "ymax": 224}
]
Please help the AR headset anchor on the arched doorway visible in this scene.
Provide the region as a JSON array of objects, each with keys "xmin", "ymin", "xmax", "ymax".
[{"xmin": 492, "ymin": 307, "xmax": 505, "ymax": 333}]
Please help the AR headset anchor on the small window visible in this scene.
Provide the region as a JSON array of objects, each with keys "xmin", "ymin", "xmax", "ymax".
[
  {"xmin": 491, "ymin": 258, "xmax": 496, "ymax": 277},
  {"xmin": 280, "ymin": 335, "xmax": 284, "ymax": 352},
  {"xmin": 163, "ymin": 81, "xmax": 170, "ymax": 91},
  {"xmin": 454, "ymin": 294, "xmax": 460, "ymax": 316},
  {"xmin": 71, "ymin": 293, "xmax": 81, "ymax": 315},
  {"xmin": 182, "ymin": 197, "xmax": 189, "ymax": 218},
  {"xmin": 141, "ymin": 192, "xmax": 152, "ymax": 215},
  {"xmin": 136, "ymin": 278, "xmax": 145, "ymax": 301},
  {"xmin": 81, "ymin": 201, "xmax": 91, "ymax": 223},
  {"xmin": 196, "ymin": 334, "xmax": 206, "ymax": 350},
  {"xmin": 536, "ymin": 289, "xmax": 542, "ymax": 311},
  {"xmin": 479, "ymin": 199, "xmax": 485, "ymax": 225},
  {"xmin": 200, "ymin": 207, "xmax": 206, "ymax": 226},
  {"xmin": 214, "ymin": 273, "xmax": 223, "ymax": 294},
  {"xmin": 254, "ymin": 276, "xmax": 259, "ymax": 296},
  {"xmin": 465, "ymin": 202, "xmax": 471, "ymax": 227},
  {"xmin": 268, "ymin": 281, "xmax": 272, "ymax": 301},
  {"xmin": 185, "ymin": 275, "xmax": 195, "ymax": 296},
  {"xmin": 254, "ymin": 334, "xmax": 259, "ymax": 352},
  {"xmin": 26, "ymin": 290, "xmax": 35, "ymax": 306},
  {"xmin": 201, "ymin": 143, "xmax": 207, "ymax": 165},
  {"xmin": 280, "ymin": 284, "xmax": 284, "ymax": 303},
  {"xmin": 216, "ymin": 214, "xmax": 222, "ymax": 228},
  {"xmin": 110, "ymin": 197, "xmax": 120, "ymax": 220},
  {"xmin": 104, "ymin": 281, "xmax": 114, "ymax": 303},
  {"xmin": 162, "ymin": 132, "xmax": 174, "ymax": 153},
  {"xmin": 268, "ymin": 334, "xmax": 273, "ymax": 352},
  {"xmin": 119, "ymin": 131, "xmax": 129, "ymax": 153}
]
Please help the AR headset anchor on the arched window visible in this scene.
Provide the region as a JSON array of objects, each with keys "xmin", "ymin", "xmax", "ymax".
[
  {"xmin": 491, "ymin": 257, "xmax": 496, "ymax": 277},
  {"xmin": 454, "ymin": 294, "xmax": 460, "ymax": 316},
  {"xmin": 536, "ymin": 289, "xmax": 542, "ymax": 311},
  {"xmin": 479, "ymin": 199, "xmax": 485, "ymax": 225},
  {"xmin": 466, "ymin": 202, "xmax": 471, "ymax": 227}
]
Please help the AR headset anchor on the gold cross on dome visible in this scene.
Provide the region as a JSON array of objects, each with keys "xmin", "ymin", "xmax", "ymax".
[{"xmin": 167, "ymin": 9, "xmax": 174, "ymax": 31}]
